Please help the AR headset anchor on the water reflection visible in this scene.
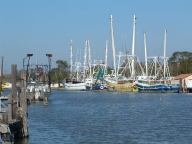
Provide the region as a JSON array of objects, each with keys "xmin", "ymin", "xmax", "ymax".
[{"xmin": 15, "ymin": 138, "xmax": 29, "ymax": 144}]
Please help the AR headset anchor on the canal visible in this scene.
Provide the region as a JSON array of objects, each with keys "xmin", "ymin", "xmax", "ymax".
[{"xmin": 17, "ymin": 90, "xmax": 192, "ymax": 144}]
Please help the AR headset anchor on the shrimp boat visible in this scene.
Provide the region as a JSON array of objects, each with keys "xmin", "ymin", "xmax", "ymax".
[
  {"xmin": 63, "ymin": 80, "xmax": 86, "ymax": 91},
  {"xmin": 136, "ymin": 76, "xmax": 180, "ymax": 93},
  {"xmin": 91, "ymin": 61, "xmax": 108, "ymax": 91},
  {"xmin": 105, "ymin": 15, "xmax": 138, "ymax": 92},
  {"xmin": 63, "ymin": 40, "xmax": 86, "ymax": 91},
  {"xmin": 136, "ymin": 30, "xmax": 180, "ymax": 93},
  {"xmin": 105, "ymin": 75, "xmax": 136, "ymax": 92}
]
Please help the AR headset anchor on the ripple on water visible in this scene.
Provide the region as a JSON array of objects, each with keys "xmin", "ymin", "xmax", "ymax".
[{"xmin": 24, "ymin": 91, "xmax": 192, "ymax": 144}]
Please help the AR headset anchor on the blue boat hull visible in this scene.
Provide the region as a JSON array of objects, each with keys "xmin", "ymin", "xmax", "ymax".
[
  {"xmin": 92, "ymin": 84, "xmax": 107, "ymax": 91},
  {"xmin": 136, "ymin": 83, "xmax": 180, "ymax": 93}
]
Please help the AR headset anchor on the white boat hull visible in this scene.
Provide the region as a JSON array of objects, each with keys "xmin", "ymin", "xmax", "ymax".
[{"xmin": 63, "ymin": 82, "xmax": 86, "ymax": 91}]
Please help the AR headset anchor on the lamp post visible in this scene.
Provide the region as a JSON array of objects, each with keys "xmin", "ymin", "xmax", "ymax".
[
  {"xmin": 46, "ymin": 54, "xmax": 52, "ymax": 89},
  {"xmin": 26, "ymin": 54, "xmax": 33, "ymax": 83},
  {"xmin": 23, "ymin": 56, "xmax": 28, "ymax": 70}
]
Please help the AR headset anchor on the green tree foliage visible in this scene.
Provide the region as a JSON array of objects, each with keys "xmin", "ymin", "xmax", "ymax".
[
  {"xmin": 50, "ymin": 60, "xmax": 70, "ymax": 84},
  {"xmin": 169, "ymin": 51, "xmax": 192, "ymax": 75}
]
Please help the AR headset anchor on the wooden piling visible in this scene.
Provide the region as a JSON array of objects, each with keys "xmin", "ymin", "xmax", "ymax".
[
  {"xmin": 12, "ymin": 64, "xmax": 17, "ymax": 120},
  {"xmin": 7, "ymin": 65, "xmax": 29, "ymax": 141},
  {"xmin": 0, "ymin": 56, "xmax": 3, "ymax": 94},
  {"xmin": 8, "ymin": 64, "xmax": 17, "ymax": 122},
  {"xmin": 20, "ymin": 70, "xmax": 29, "ymax": 137}
]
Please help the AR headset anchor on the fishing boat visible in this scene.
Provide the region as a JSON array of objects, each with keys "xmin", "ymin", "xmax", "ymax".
[
  {"xmin": 92, "ymin": 64, "xmax": 108, "ymax": 91},
  {"xmin": 63, "ymin": 79, "xmax": 86, "ymax": 91},
  {"xmin": 92, "ymin": 83, "xmax": 107, "ymax": 91},
  {"xmin": 136, "ymin": 30, "xmax": 180, "ymax": 93},
  {"xmin": 63, "ymin": 40, "xmax": 87, "ymax": 91},
  {"xmin": 23, "ymin": 53, "xmax": 51, "ymax": 101},
  {"xmin": 137, "ymin": 83, "xmax": 180, "ymax": 93},
  {"xmin": 104, "ymin": 15, "xmax": 138, "ymax": 92},
  {"xmin": 26, "ymin": 81, "xmax": 50, "ymax": 100},
  {"xmin": 105, "ymin": 75, "xmax": 136, "ymax": 92},
  {"xmin": 136, "ymin": 76, "xmax": 180, "ymax": 93},
  {"xmin": 63, "ymin": 82, "xmax": 86, "ymax": 91}
]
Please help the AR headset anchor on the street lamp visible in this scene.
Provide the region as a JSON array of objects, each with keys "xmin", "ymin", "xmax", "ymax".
[
  {"xmin": 27, "ymin": 54, "xmax": 33, "ymax": 57},
  {"xmin": 46, "ymin": 54, "xmax": 52, "ymax": 58}
]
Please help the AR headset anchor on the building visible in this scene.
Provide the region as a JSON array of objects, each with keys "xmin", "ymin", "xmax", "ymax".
[{"xmin": 173, "ymin": 74, "xmax": 192, "ymax": 93}]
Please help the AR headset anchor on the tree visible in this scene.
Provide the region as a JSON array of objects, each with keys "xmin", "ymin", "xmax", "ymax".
[
  {"xmin": 169, "ymin": 51, "xmax": 192, "ymax": 75},
  {"xmin": 50, "ymin": 60, "xmax": 70, "ymax": 86}
]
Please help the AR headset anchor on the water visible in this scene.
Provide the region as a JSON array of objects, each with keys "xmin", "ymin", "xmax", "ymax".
[{"xmin": 18, "ymin": 91, "xmax": 192, "ymax": 144}]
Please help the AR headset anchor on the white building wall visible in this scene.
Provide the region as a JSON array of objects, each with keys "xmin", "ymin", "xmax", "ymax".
[{"xmin": 185, "ymin": 75, "xmax": 192, "ymax": 88}]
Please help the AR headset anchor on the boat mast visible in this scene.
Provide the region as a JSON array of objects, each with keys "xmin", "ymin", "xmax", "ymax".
[
  {"xmin": 70, "ymin": 40, "xmax": 73, "ymax": 77},
  {"xmin": 110, "ymin": 15, "xmax": 117, "ymax": 77},
  {"xmin": 144, "ymin": 32, "xmax": 148, "ymax": 76},
  {"xmin": 105, "ymin": 40, "xmax": 108, "ymax": 74},
  {"xmin": 131, "ymin": 15, "xmax": 136, "ymax": 78},
  {"xmin": 154, "ymin": 57, "xmax": 157, "ymax": 78},
  {"xmin": 88, "ymin": 40, "xmax": 92, "ymax": 78},
  {"xmin": 117, "ymin": 52, "xmax": 121, "ymax": 75},
  {"xmin": 163, "ymin": 29, "xmax": 167, "ymax": 80},
  {"xmin": 83, "ymin": 40, "xmax": 88, "ymax": 79}
]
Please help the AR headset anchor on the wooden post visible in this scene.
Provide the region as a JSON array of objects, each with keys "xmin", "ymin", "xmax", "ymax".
[
  {"xmin": 0, "ymin": 56, "xmax": 3, "ymax": 94},
  {"xmin": 12, "ymin": 64, "xmax": 17, "ymax": 120},
  {"xmin": 8, "ymin": 64, "xmax": 17, "ymax": 122},
  {"xmin": 20, "ymin": 70, "xmax": 29, "ymax": 137}
]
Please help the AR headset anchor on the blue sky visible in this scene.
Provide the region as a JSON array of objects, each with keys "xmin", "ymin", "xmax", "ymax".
[{"xmin": 0, "ymin": 0, "xmax": 192, "ymax": 73}]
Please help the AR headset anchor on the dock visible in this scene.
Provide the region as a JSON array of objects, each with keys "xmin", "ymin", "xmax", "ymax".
[
  {"xmin": 0, "ymin": 53, "xmax": 52, "ymax": 142},
  {"xmin": 0, "ymin": 65, "xmax": 28, "ymax": 142}
]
